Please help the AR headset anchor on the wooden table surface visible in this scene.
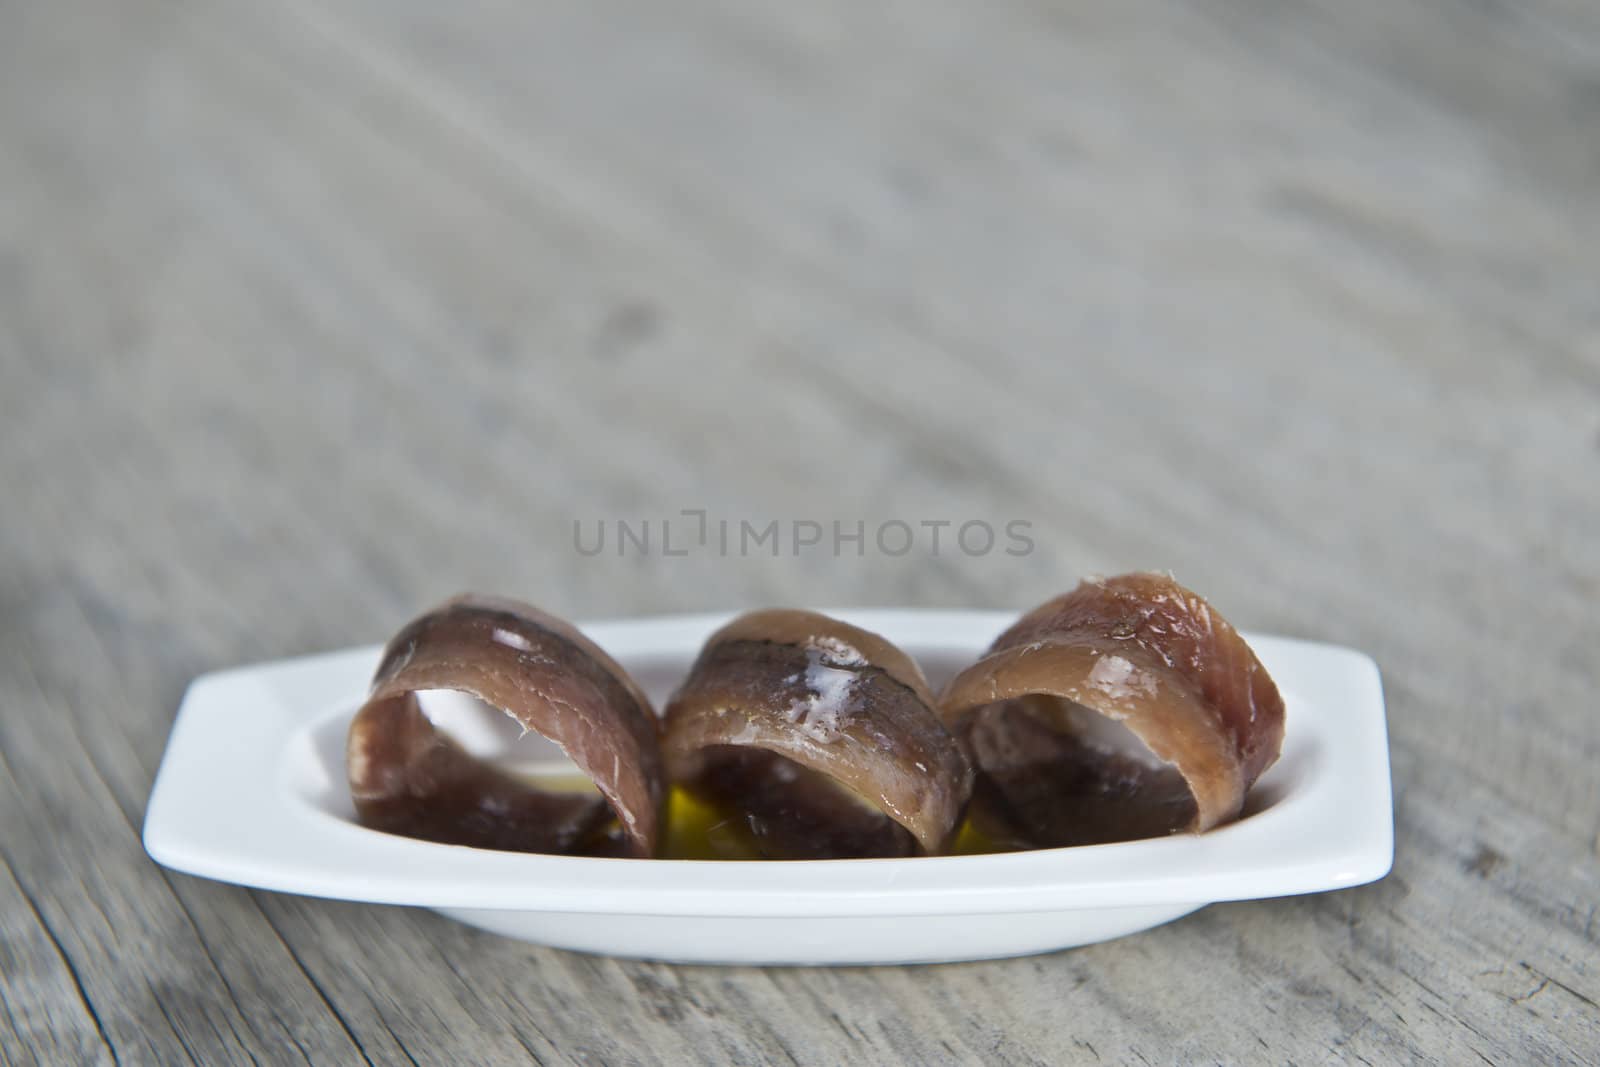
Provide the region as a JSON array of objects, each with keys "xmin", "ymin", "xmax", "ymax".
[{"xmin": 3, "ymin": 0, "xmax": 1597, "ymax": 1063}]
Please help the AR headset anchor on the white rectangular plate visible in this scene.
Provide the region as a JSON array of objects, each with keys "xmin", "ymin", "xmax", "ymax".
[{"xmin": 144, "ymin": 610, "xmax": 1392, "ymax": 965}]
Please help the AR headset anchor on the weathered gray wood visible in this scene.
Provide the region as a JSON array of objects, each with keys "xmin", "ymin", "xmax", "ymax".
[{"xmin": 2, "ymin": 0, "xmax": 1597, "ymax": 1062}]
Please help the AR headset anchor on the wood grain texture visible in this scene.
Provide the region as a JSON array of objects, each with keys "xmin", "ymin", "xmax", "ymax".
[{"xmin": 2, "ymin": 0, "xmax": 1597, "ymax": 1062}]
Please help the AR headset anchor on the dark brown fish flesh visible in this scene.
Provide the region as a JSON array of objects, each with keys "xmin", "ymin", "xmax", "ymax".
[
  {"xmin": 346, "ymin": 595, "xmax": 665, "ymax": 857},
  {"xmin": 940, "ymin": 573, "xmax": 1285, "ymax": 848},
  {"xmin": 661, "ymin": 610, "xmax": 973, "ymax": 858}
]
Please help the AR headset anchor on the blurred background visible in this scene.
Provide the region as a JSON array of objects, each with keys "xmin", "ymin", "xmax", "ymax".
[
  {"xmin": 5, "ymin": 0, "xmax": 1593, "ymax": 647},
  {"xmin": 2, "ymin": 1, "xmax": 1596, "ymax": 1063}
]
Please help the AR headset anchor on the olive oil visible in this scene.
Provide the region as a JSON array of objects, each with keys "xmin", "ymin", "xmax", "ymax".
[{"xmin": 519, "ymin": 773, "xmax": 1011, "ymax": 859}]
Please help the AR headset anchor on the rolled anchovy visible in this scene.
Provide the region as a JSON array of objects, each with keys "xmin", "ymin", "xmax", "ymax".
[
  {"xmin": 941, "ymin": 573, "xmax": 1285, "ymax": 848},
  {"xmin": 662, "ymin": 610, "xmax": 973, "ymax": 858},
  {"xmin": 346, "ymin": 594, "xmax": 664, "ymax": 857}
]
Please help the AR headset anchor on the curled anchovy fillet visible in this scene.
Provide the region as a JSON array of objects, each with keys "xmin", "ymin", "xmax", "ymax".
[
  {"xmin": 940, "ymin": 573, "xmax": 1285, "ymax": 848},
  {"xmin": 346, "ymin": 595, "xmax": 664, "ymax": 857},
  {"xmin": 662, "ymin": 610, "xmax": 973, "ymax": 858}
]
